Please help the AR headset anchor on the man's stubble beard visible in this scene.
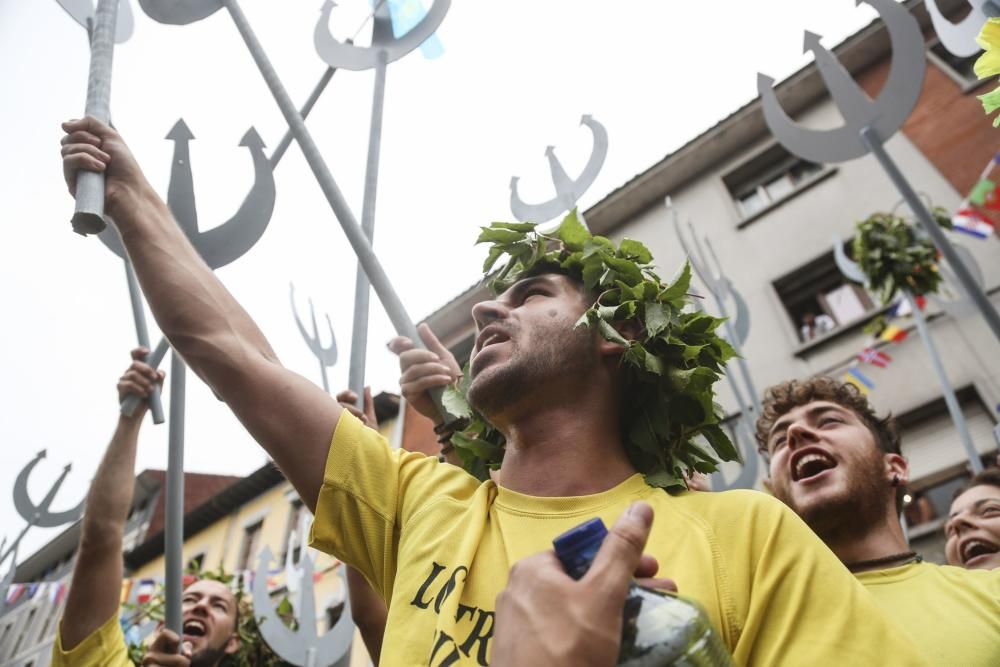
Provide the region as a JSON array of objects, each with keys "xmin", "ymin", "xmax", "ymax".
[
  {"xmin": 468, "ymin": 316, "xmax": 596, "ymax": 420},
  {"xmin": 190, "ymin": 644, "xmax": 228, "ymax": 667},
  {"xmin": 786, "ymin": 446, "xmax": 890, "ymax": 545}
]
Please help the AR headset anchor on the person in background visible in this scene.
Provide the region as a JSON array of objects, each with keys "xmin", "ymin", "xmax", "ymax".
[
  {"xmin": 758, "ymin": 377, "xmax": 1000, "ymax": 666},
  {"xmin": 53, "ymin": 350, "xmax": 241, "ymax": 667},
  {"xmin": 799, "ymin": 311, "xmax": 835, "ymax": 341},
  {"xmin": 945, "ymin": 466, "xmax": 1000, "ymax": 571}
]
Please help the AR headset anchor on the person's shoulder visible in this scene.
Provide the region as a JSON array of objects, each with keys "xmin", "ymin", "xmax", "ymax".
[
  {"xmin": 51, "ymin": 614, "xmax": 132, "ymax": 667},
  {"xmin": 930, "ymin": 562, "xmax": 1000, "ymax": 590},
  {"xmin": 662, "ymin": 487, "xmax": 788, "ymax": 514},
  {"xmin": 646, "ymin": 487, "xmax": 801, "ymax": 537}
]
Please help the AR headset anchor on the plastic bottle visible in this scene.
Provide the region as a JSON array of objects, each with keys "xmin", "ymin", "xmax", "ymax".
[{"xmin": 553, "ymin": 518, "xmax": 734, "ymax": 667}]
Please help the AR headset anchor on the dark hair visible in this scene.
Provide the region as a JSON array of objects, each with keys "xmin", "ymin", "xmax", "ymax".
[
  {"xmin": 756, "ymin": 376, "xmax": 904, "ymax": 513},
  {"xmin": 952, "ymin": 466, "xmax": 1000, "ymax": 502}
]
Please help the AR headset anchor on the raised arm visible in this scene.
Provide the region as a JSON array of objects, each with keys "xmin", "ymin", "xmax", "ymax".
[
  {"xmin": 60, "ymin": 117, "xmax": 339, "ymax": 510},
  {"xmin": 60, "ymin": 350, "xmax": 162, "ymax": 649}
]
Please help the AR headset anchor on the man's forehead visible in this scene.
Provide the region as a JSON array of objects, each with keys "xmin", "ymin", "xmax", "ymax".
[
  {"xmin": 184, "ymin": 579, "xmax": 235, "ymax": 602},
  {"xmin": 770, "ymin": 401, "xmax": 851, "ymax": 434},
  {"xmin": 950, "ymin": 485, "xmax": 1000, "ymax": 518},
  {"xmin": 506, "ymin": 272, "xmax": 573, "ymax": 292}
]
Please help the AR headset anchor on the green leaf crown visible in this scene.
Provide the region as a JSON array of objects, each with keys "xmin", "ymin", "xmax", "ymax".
[{"xmin": 443, "ymin": 210, "xmax": 740, "ymax": 490}]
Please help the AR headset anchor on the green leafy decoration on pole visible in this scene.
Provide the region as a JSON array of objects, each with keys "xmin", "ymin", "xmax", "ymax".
[
  {"xmin": 974, "ymin": 18, "xmax": 1000, "ymax": 126},
  {"xmin": 443, "ymin": 209, "xmax": 739, "ymax": 491},
  {"xmin": 123, "ymin": 563, "xmax": 295, "ymax": 666},
  {"xmin": 852, "ymin": 209, "xmax": 951, "ymax": 306}
]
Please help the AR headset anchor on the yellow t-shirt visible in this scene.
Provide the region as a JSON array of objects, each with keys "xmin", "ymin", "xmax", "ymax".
[
  {"xmin": 51, "ymin": 613, "xmax": 132, "ymax": 667},
  {"xmin": 311, "ymin": 412, "xmax": 928, "ymax": 667},
  {"xmin": 856, "ymin": 561, "xmax": 1000, "ymax": 666}
]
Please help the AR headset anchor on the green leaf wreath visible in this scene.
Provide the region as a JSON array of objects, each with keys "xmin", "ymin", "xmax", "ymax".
[
  {"xmin": 851, "ymin": 208, "xmax": 951, "ymax": 306},
  {"xmin": 122, "ymin": 562, "xmax": 294, "ymax": 666},
  {"xmin": 442, "ymin": 210, "xmax": 740, "ymax": 491}
]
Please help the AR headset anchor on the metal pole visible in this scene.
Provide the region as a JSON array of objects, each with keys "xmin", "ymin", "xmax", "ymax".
[
  {"xmin": 904, "ymin": 289, "xmax": 983, "ymax": 473},
  {"xmin": 221, "ymin": 0, "xmax": 449, "ymax": 418},
  {"xmin": 860, "ymin": 126, "xmax": 1000, "ymax": 343},
  {"xmin": 348, "ymin": 50, "xmax": 388, "ymax": 409},
  {"xmin": 269, "ymin": 66, "xmax": 337, "ymax": 169},
  {"xmin": 164, "ymin": 352, "xmax": 187, "ymax": 638},
  {"xmin": 71, "ymin": 0, "xmax": 119, "ymax": 236},
  {"xmin": 125, "ymin": 261, "xmax": 165, "ymax": 424},
  {"xmin": 121, "ymin": 337, "xmax": 170, "ymax": 416}
]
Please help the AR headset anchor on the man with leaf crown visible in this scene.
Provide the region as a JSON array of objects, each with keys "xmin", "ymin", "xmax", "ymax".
[{"xmin": 60, "ymin": 118, "xmax": 927, "ymax": 666}]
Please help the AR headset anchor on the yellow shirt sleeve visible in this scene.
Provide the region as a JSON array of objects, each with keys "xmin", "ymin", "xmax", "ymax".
[
  {"xmin": 309, "ymin": 411, "xmax": 481, "ymax": 602},
  {"xmin": 50, "ymin": 613, "xmax": 133, "ymax": 667},
  {"xmin": 698, "ymin": 491, "xmax": 930, "ymax": 667}
]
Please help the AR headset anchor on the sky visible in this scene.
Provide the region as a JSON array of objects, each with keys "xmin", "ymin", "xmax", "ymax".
[{"xmin": 0, "ymin": 0, "xmax": 885, "ymax": 560}]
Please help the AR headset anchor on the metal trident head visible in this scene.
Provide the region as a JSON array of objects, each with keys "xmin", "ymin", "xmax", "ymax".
[
  {"xmin": 98, "ymin": 119, "xmax": 276, "ymax": 269},
  {"xmin": 927, "ymin": 0, "xmax": 1000, "ymax": 58},
  {"xmin": 667, "ymin": 200, "xmax": 751, "ymax": 346},
  {"xmin": 314, "ymin": 0, "xmax": 450, "ymax": 71},
  {"xmin": 253, "ymin": 546, "xmax": 354, "ymax": 667},
  {"xmin": 510, "ymin": 115, "xmax": 609, "ymax": 224},
  {"xmin": 757, "ymin": 0, "xmax": 925, "ymax": 164},
  {"xmin": 291, "ymin": 283, "xmax": 339, "ymax": 394},
  {"xmin": 56, "ymin": 0, "xmax": 134, "ymax": 42},
  {"xmin": 1, "ymin": 449, "xmax": 85, "ymax": 590},
  {"xmin": 13, "ymin": 450, "xmax": 84, "ymax": 529}
]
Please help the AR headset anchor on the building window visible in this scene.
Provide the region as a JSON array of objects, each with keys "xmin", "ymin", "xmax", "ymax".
[
  {"xmin": 11, "ymin": 608, "xmax": 36, "ymax": 657},
  {"xmin": 723, "ymin": 144, "xmax": 825, "ymax": 221},
  {"xmin": 283, "ymin": 499, "xmax": 306, "ymax": 565},
  {"xmin": 36, "ymin": 608, "xmax": 53, "ymax": 645},
  {"xmin": 237, "ymin": 521, "xmax": 264, "ymax": 572},
  {"xmin": 927, "ymin": 40, "xmax": 988, "ymax": 93},
  {"xmin": 773, "ymin": 245, "xmax": 877, "ymax": 345},
  {"xmin": 0, "ymin": 623, "xmax": 12, "ymax": 656}
]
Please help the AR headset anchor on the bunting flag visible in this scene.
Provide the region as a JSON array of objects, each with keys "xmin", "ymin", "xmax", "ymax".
[
  {"xmin": 888, "ymin": 296, "xmax": 927, "ymax": 318},
  {"xmin": 968, "ymin": 178, "xmax": 997, "ymax": 207},
  {"xmin": 844, "ymin": 367, "xmax": 875, "ymax": 394},
  {"xmin": 952, "ymin": 208, "xmax": 995, "ymax": 239},
  {"xmin": 50, "ymin": 582, "xmax": 66, "ymax": 606},
  {"xmin": 5, "ymin": 583, "xmax": 25, "ymax": 605},
  {"xmin": 857, "ymin": 347, "xmax": 892, "ymax": 368},
  {"xmin": 879, "ymin": 324, "xmax": 909, "ymax": 343},
  {"xmin": 136, "ymin": 579, "xmax": 157, "ymax": 604}
]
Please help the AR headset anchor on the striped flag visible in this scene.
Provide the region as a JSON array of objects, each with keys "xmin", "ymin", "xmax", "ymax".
[
  {"xmin": 857, "ymin": 347, "xmax": 892, "ymax": 368},
  {"xmin": 49, "ymin": 582, "xmax": 66, "ymax": 606},
  {"xmin": 879, "ymin": 325, "xmax": 908, "ymax": 343},
  {"xmin": 844, "ymin": 367, "xmax": 875, "ymax": 394},
  {"xmin": 953, "ymin": 208, "xmax": 994, "ymax": 239},
  {"xmin": 5, "ymin": 583, "xmax": 25, "ymax": 605},
  {"xmin": 136, "ymin": 579, "xmax": 156, "ymax": 604},
  {"xmin": 888, "ymin": 296, "xmax": 926, "ymax": 318}
]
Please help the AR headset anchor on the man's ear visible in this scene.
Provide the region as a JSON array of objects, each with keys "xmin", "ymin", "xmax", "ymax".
[
  {"xmin": 598, "ymin": 318, "xmax": 643, "ymax": 355},
  {"xmin": 224, "ymin": 632, "xmax": 241, "ymax": 656},
  {"xmin": 884, "ymin": 453, "xmax": 909, "ymax": 487}
]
